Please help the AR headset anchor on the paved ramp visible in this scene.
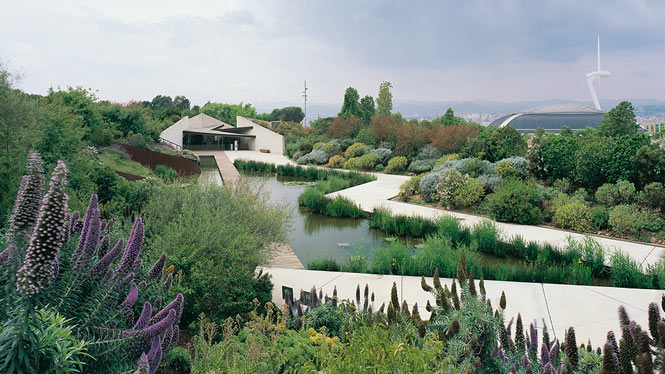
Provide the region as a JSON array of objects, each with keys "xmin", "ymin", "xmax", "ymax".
[
  {"xmin": 193, "ymin": 151, "xmax": 240, "ymax": 183},
  {"xmin": 264, "ymin": 266, "xmax": 663, "ymax": 347}
]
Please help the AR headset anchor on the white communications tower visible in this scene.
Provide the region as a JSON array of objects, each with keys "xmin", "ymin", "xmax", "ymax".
[{"xmin": 585, "ymin": 36, "xmax": 611, "ymax": 111}]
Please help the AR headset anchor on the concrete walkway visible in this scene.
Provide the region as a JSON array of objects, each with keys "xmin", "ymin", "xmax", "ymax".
[
  {"xmin": 326, "ymin": 173, "xmax": 665, "ymax": 268},
  {"xmin": 265, "ymin": 267, "xmax": 663, "ymax": 347},
  {"xmin": 193, "ymin": 151, "xmax": 240, "ymax": 182}
]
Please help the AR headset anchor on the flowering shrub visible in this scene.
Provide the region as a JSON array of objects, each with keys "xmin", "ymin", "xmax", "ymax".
[
  {"xmin": 297, "ymin": 148, "xmax": 329, "ymax": 165},
  {"xmin": 493, "ymin": 156, "xmax": 528, "ymax": 179},
  {"xmin": 385, "ymin": 156, "xmax": 408, "ymax": 174},
  {"xmin": 407, "ymin": 159, "xmax": 436, "ymax": 174},
  {"xmin": 373, "ymin": 147, "xmax": 393, "ymax": 164},
  {"xmin": 435, "ymin": 170, "xmax": 468, "ymax": 208},
  {"xmin": 552, "ymin": 200, "xmax": 591, "ymax": 232},
  {"xmin": 327, "ymin": 155, "xmax": 346, "ymax": 168},
  {"xmin": 0, "ymin": 153, "xmax": 181, "ymax": 373},
  {"xmin": 344, "ymin": 142, "xmax": 365, "ymax": 158},
  {"xmin": 400, "ymin": 174, "xmax": 425, "ymax": 197}
]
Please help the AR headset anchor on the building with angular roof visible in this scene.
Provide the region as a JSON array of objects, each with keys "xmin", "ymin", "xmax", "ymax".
[
  {"xmin": 489, "ymin": 104, "xmax": 605, "ymax": 134},
  {"xmin": 159, "ymin": 113, "xmax": 284, "ymax": 154}
]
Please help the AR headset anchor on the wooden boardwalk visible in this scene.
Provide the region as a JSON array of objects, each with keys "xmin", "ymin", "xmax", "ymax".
[
  {"xmin": 268, "ymin": 243, "xmax": 304, "ymax": 269},
  {"xmin": 193, "ymin": 151, "xmax": 240, "ymax": 183}
]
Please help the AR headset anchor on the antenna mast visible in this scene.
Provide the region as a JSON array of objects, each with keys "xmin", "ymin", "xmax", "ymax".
[{"xmin": 302, "ymin": 80, "xmax": 308, "ymax": 127}]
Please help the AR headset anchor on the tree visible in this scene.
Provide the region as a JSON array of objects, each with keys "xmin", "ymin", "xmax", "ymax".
[
  {"xmin": 427, "ymin": 124, "xmax": 480, "ymax": 153},
  {"xmin": 462, "ymin": 126, "xmax": 527, "ymax": 162},
  {"xmin": 326, "ymin": 116, "xmax": 363, "ymax": 139},
  {"xmin": 200, "ymin": 102, "xmax": 260, "ymax": 126},
  {"xmin": 359, "ymin": 95, "xmax": 375, "ymax": 125},
  {"xmin": 599, "ymin": 101, "xmax": 638, "ymax": 137},
  {"xmin": 0, "ymin": 65, "xmax": 38, "ymax": 225},
  {"xmin": 173, "ymin": 95, "xmax": 191, "ymax": 111},
  {"xmin": 269, "ymin": 106, "xmax": 304, "ymax": 123},
  {"xmin": 339, "ymin": 87, "xmax": 361, "ymax": 119},
  {"xmin": 441, "ymin": 108, "xmax": 463, "ymax": 126},
  {"xmin": 376, "ymin": 81, "xmax": 393, "ymax": 116}
]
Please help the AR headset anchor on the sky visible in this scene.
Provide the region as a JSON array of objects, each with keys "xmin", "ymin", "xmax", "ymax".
[{"xmin": 1, "ymin": 0, "xmax": 665, "ymax": 108}]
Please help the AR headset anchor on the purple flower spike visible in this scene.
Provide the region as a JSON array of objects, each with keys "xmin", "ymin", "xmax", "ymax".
[
  {"xmin": 147, "ymin": 336, "xmax": 162, "ymax": 374},
  {"xmin": 541, "ymin": 342, "xmax": 550, "ymax": 364},
  {"xmin": 163, "ymin": 273, "xmax": 173, "ymax": 293},
  {"xmin": 161, "ymin": 325, "xmax": 173, "ymax": 354},
  {"xmin": 152, "ymin": 296, "xmax": 162, "ymax": 313},
  {"xmin": 120, "ymin": 282, "xmax": 139, "ymax": 309},
  {"xmin": 141, "ymin": 309, "xmax": 176, "ymax": 342},
  {"xmin": 151, "ymin": 293, "xmax": 183, "ymax": 323},
  {"xmin": 148, "ymin": 253, "xmax": 167, "ymax": 280},
  {"xmin": 133, "ymin": 302, "xmax": 153, "ymax": 330},
  {"xmin": 114, "ymin": 218, "xmax": 144, "ymax": 281},
  {"xmin": 69, "ymin": 210, "xmax": 80, "ymax": 236},
  {"xmin": 16, "ymin": 161, "xmax": 68, "ymax": 296},
  {"xmin": 117, "ymin": 272, "xmax": 135, "ymax": 292},
  {"xmin": 97, "ymin": 234, "xmax": 110, "ymax": 258},
  {"xmin": 529, "ymin": 323, "xmax": 538, "ymax": 354},
  {"xmin": 73, "ymin": 207, "xmax": 101, "ymax": 275},
  {"xmin": 89, "ymin": 238, "xmax": 124, "ymax": 280},
  {"xmin": 172, "ymin": 325, "xmax": 179, "ymax": 346},
  {"xmin": 134, "ymin": 353, "xmax": 149, "ymax": 374},
  {"xmin": 73, "ymin": 194, "xmax": 99, "ymax": 262}
]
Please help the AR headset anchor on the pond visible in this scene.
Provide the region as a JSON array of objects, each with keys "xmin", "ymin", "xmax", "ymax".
[{"xmin": 197, "ymin": 158, "xmax": 412, "ymax": 265}]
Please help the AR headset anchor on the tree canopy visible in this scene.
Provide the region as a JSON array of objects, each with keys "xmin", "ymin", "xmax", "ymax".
[
  {"xmin": 339, "ymin": 87, "xmax": 361, "ymax": 119},
  {"xmin": 598, "ymin": 101, "xmax": 638, "ymax": 137},
  {"xmin": 376, "ymin": 81, "xmax": 393, "ymax": 116}
]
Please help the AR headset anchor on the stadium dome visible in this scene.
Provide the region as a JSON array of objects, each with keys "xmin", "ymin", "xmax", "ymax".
[{"xmin": 489, "ymin": 103, "xmax": 605, "ymax": 134}]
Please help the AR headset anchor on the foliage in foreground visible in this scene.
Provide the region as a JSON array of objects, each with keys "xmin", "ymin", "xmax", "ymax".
[
  {"xmin": 144, "ymin": 182, "xmax": 287, "ymax": 326},
  {"xmin": 0, "ymin": 153, "xmax": 182, "ymax": 373}
]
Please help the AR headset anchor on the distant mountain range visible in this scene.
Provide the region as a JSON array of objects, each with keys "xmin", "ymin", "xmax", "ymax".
[{"xmin": 254, "ymin": 99, "xmax": 665, "ymax": 120}]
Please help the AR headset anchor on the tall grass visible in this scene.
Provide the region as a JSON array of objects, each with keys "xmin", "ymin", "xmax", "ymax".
[
  {"xmin": 234, "ymin": 160, "xmax": 376, "ymax": 188},
  {"xmin": 369, "ymin": 208, "xmax": 439, "ymax": 237}
]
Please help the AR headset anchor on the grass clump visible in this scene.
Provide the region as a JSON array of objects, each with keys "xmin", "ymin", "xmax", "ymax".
[{"xmin": 369, "ymin": 208, "xmax": 438, "ymax": 237}]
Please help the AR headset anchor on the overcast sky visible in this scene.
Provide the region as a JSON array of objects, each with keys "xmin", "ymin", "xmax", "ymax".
[{"xmin": 1, "ymin": 0, "xmax": 664, "ymax": 107}]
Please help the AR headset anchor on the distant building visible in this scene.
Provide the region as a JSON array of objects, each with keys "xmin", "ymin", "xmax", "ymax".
[
  {"xmin": 488, "ymin": 104, "xmax": 605, "ymax": 134},
  {"xmin": 159, "ymin": 113, "xmax": 284, "ymax": 154}
]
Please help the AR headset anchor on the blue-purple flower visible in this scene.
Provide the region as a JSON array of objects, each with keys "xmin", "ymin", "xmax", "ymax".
[
  {"xmin": 119, "ymin": 282, "xmax": 139, "ymax": 309},
  {"xmin": 113, "ymin": 218, "xmax": 144, "ymax": 281},
  {"xmin": 88, "ymin": 238, "xmax": 124, "ymax": 280},
  {"xmin": 148, "ymin": 253, "xmax": 167, "ymax": 280},
  {"xmin": 133, "ymin": 302, "xmax": 152, "ymax": 330}
]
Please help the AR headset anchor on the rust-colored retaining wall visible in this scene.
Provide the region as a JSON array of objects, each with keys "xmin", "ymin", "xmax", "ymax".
[
  {"xmin": 115, "ymin": 171, "xmax": 145, "ymax": 181},
  {"xmin": 116, "ymin": 143, "xmax": 200, "ymax": 176}
]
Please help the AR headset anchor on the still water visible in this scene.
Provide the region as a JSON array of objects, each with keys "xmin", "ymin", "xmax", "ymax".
[{"xmin": 242, "ymin": 173, "xmax": 390, "ymax": 265}]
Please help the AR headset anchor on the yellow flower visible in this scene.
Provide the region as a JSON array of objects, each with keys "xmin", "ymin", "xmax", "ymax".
[
  {"xmin": 578, "ymin": 258, "xmax": 582, "ymax": 264},
  {"xmin": 165, "ymin": 265, "xmax": 175, "ymax": 275}
]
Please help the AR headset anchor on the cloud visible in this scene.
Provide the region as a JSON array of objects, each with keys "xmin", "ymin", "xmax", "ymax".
[{"xmin": 0, "ymin": 0, "xmax": 663, "ymax": 106}]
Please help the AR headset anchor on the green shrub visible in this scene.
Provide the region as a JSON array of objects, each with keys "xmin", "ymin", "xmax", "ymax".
[
  {"xmin": 343, "ymin": 157, "xmax": 360, "ymax": 170},
  {"xmin": 345, "ymin": 142, "xmax": 365, "ymax": 158},
  {"xmin": 352, "ymin": 153, "xmax": 380, "ymax": 170},
  {"xmin": 407, "ymin": 159, "xmax": 436, "ymax": 173},
  {"xmin": 128, "ymin": 133, "xmax": 146, "ymax": 148},
  {"xmin": 454, "ymin": 177, "xmax": 485, "ymax": 207},
  {"xmin": 369, "ymin": 242, "xmax": 411, "ymax": 275},
  {"xmin": 313, "ymin": 141, "xmax": 326, "ymax": 150},
  {"xmin": 608, "ymin": 204, "xmax": 639, "ymax": 237},
  {"xmin": 471, "ymin": 220, "xmax": 501, "ymax": 256},
  {"xmin": 298, "ymin": 188, "xmax": 327, "ymax": 211},
  {"xmin": 375, "ymin": 164, "xmax": 385, "ymax": 172},
  {"xmin": 436, "ymin": 215, "xmax": 470, "ymax": 246},
  {"xmin": 610, "ymin": 251, "xmax": 648, "ymax": 288},
  {"xmin": 165, "ymin": 346, "xmax": 191, "ymax": 373},
  {"xmin": 399, "ymin": 174, "xmax": 424, "ymax": 197},
  {"xmin": 385, "ymin": 156, "xmax": 408, "ymax": 174},
  {"xmin": 433, "ymin": 153, "xmax": 459, "ymax": 168},
  {"xmin": 342, "ymin": 254, "xmax": 368, "ymax": 273},
  {"xmin": 615, "ymin": 180, "xmax": 637, "ymax": 204},
  {"xmin": 493, "ymin": 160, "xmax": 519, "ymax": 178},
  {"xmin": 145, "ymin": 183, "xmax": 287, "ymax": 325},
  {"xmin": 589, "ymin": 205, "xmax": 610, "ymax": 231},
  {"xmin": 306, "ymin": 303, "xmax": 345, "ymax": 338},
  {"xmin": 324, "ymin": 196, "xmax": 364, "ymax": 218},
  {"xmin": 308, "ymin": 257, "xmax": 341, "ymax": 271},
  {"xmin": 435, "ymin": 170, "xmax": 468, "ymax": 207},
  {"xmin": 595, "ymin": 183, "xmax": 618, "ymax": 206},
  {"xmin": 485, "ymin": 178, "xmax": 543, "ymax": 224},
  {"xmin": 155, "ymin": 164, "xmax": 178, "ymax": 180},
  {"xmin": 552, "ymin": 200, "xmax": 591, "ymax": 232},
  {"xmin": 327, "ymin": 155, "xmax": 346, "ymax": 168},
  {"xmin": 642, "ymin": 182, "xmax": 665, "ymax": 211}
]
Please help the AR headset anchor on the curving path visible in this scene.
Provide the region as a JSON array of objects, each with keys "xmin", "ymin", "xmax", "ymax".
[{"xmin": 223, "ymin": 151, "xmax": 665, "ymax": 346}]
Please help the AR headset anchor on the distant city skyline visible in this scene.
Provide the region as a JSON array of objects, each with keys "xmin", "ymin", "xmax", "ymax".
[{"xmin": 2, "ymin": 1, "xmax": 665, "ymax": 107}]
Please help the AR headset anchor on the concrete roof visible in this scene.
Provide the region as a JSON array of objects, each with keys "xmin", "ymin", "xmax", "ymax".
[{"xmin": 183, "ymin": 128, "xmax": 256, "ymax": 138}]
